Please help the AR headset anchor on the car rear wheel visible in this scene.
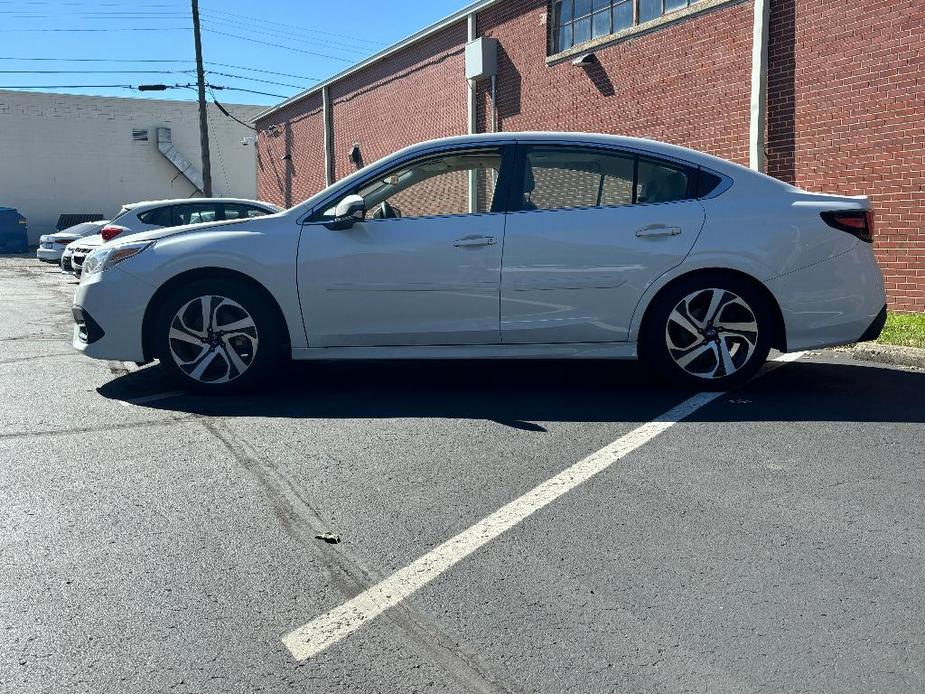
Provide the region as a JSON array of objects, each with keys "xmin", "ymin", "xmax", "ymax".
[
  {"xmin": 641, "ymin": 273, "xmax": 772, "ymax": 390},
  {"xmin": 154, "ymin": 279, "xmax": 281, "ymax": 394}
]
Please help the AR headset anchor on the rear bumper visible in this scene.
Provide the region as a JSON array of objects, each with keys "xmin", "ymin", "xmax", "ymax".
[
  {"xmin": 768, "ymin": 242, "xmax": 887, "ymax": 351},
  {"xmin": 36, "ymin": 246, "xmax": 63, "ymax": 262},
  {"xmin": 858, "ymin": 304, "xmax": 887, "ymax": 343}
]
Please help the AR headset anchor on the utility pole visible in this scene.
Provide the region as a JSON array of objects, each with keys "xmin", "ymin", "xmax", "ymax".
[{"xmin": 191, "ymin": 0, "xmax": 212, "ymax": 196}]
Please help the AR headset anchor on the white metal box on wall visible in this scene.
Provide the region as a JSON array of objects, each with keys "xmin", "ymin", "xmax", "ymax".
[{"xmin": 465, "ymin": 37, "xmax": 498, "ymax": 81}]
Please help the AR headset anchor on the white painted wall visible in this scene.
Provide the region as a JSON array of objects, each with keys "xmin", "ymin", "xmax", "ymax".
[{"xmin": 0, "ymin": 90, "xmax": 262, "ymax": 243}]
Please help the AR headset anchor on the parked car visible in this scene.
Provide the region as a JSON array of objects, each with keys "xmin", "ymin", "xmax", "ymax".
[
  {"xmin": 65, "ymin": 198, "xmax": 282, "ymax": 276},
  {"xmin": 37, "ymin": 221, "xmax": 109, "ymax": 264},
  {"xmin": 72, "ymin": 132, "xmax": 886, "ymax": 394}
]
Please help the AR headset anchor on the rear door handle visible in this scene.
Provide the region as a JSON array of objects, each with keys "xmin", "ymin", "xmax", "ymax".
[
  {"xmin": 636, "ymin": 225, "xmax": 682, "ymax": 238},
  {"xmin": 453, "ymin": 235, "xmax": 496, "ymax": 248}
]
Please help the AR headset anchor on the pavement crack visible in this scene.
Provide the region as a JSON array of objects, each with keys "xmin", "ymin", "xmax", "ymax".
[
  {"xmin": 197, "ymin": 417, "xmax": 524, "ymax": 694},
  {"xmin": 0, "ymin": 416, "xmax": 194, "ymax": 441},
  {"xmin": 0, "ymin": 352, "xmax": 75, "ymax": 366}
]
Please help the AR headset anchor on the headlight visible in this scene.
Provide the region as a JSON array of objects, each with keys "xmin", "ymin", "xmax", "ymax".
[{"xmin": 81, "ymin": 241, "xmax": 153, "ymax": 278}]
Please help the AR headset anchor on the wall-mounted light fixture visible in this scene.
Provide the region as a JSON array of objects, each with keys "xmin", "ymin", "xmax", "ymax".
[
  {"xmin": 349, "ymin": 143, "xmax": 362, "ymax": 168},
  {"xmin": 571, "ymin": 52, "xmax": 597, "ymax": 66}
]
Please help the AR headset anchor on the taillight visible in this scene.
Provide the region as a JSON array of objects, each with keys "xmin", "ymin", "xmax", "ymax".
[
  {"xmin": 100, "ymin": 225, "xmax": 124, "ymax": 241},
  {"xmin": 820, "ymin": 210, "xmax": 873, "ymax": 243}
]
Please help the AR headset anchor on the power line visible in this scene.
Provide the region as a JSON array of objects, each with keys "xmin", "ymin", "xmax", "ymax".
[
  {"xmin": 201, "ymin": 17, "xmax": 370, "ymax": 56},
  {"xmin": 0, "ymin": 56, "xmax": 324, "ymax": 81},
  {"xmin": 0, "ymin": 11, "xmax": 189, "ymax": 16},
  {"xmin": 0, "ymin": 56, "xmax": 192, "ymax": 62},
  {"xmin": 209, "ymin": 62, "xmax": 322, "ymax": 82},
  {"xmin": 202, "ymin": 29, "xmax": 354, "ymax": 62},
  {"xmin": 205, "ymin": 70, "xmax": 309, "ymax": 90},
  {"xmin": 0, "ymin": 27, "xmax": 190, "ymax": 32},
  {"xmin": 198, "ymin": 4, "xmax": 387, "ymax": 47},
  {"xmin": 0, "ymin": 1, "xmax": 181, "ymax": 5},
  {"xmin": 209, "ymin": 84, "xmax": 288, "ymax": 99},
  {"xmin": 0, "ymin": 84, "xmax": 138, "ymax": 89},
  {"xmin": 0, "ymin": 69, "xmax": 189, "ymax": 74},
  {"xmin": 208, "ymin": 85, "xmax": 254, "ymax": 130}
]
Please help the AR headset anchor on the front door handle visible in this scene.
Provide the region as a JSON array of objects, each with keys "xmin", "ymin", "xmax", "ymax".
[
  {"xmin": 453, "ymin": 235, "xmax": 496, "ymax": 248},
  {"xmin": 636, "ymin": 225, "xmax": 682, "ymax": 238}
]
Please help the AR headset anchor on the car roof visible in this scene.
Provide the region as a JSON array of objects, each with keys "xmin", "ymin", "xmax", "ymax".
[
  {"xmin": 122, "ymin": 198, "xmax": 281, "ymax": 211},
  {"xmin": 403, "ymin": 131, "xmax": 748, "ymax": 173}
]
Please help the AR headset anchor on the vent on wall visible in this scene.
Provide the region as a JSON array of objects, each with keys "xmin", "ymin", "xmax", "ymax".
[{"xmin": 132, "ymin": 128, "xmax": 149, "ymax": 142}]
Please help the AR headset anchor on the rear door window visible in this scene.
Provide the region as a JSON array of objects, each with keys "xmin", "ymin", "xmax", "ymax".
[
  {"xmin": 516, "ymin": 145, "xmax": 699, "ymax": 211},
  {"xmin": 520, "ymin": 148, "xmax": 635, "ymax": 211}
]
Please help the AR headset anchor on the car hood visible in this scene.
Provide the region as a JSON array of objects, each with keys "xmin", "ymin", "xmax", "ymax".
[
  {"xmin": 67, "ymin": 234, "xmax": 103, "ymax": 250},
  {"xmin": 113, "ymin": 216, "xmax": 275, "ymax": 245}
]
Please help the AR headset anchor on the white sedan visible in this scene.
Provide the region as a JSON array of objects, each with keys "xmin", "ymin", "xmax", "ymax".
[
  {"xmin": 72, "ymin": 132, "xmax": 886, "ymax": 393},
  {"xmin": 36, "ymin": 221, "xmax": 109, "ymax": 263},
  {"xmin": 64, "ymin": 198, "xmax": 281, "ymax": 276}
]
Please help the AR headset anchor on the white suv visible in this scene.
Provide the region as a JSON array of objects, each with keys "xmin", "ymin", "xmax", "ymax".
[{"xmin": 65, "ymin": 198, "xmax": 282, "ymax": 276}]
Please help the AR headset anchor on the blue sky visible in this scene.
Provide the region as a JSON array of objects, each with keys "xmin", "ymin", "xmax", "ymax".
[{"xmin": 0, "ymin": 1, "xmax": 468, "ymax": 106}]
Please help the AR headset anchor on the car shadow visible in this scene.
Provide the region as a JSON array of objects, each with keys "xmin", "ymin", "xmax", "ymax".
[{"xmin": 96, "ymin": 357, "xmax": 925, "ymax": 426}]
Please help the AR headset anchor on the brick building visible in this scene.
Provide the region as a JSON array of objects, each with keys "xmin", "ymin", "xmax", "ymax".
[{"xmin": 254, "ymin": 0, "xmax": 925, "ymax": 311}]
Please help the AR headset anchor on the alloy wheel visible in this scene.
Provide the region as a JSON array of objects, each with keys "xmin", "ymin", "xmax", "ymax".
[
  {"xmin": 665, "ymin": 287, "xmax": 759, "ymax": 380},
  {"xmin": 167, "ymin": 295, "xmax": 259, "ymax": 384}
]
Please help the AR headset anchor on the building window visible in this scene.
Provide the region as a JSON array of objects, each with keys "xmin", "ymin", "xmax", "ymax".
[{"xmin": 552, "ymin": 0, "xmax": 701, "ymax": 53}]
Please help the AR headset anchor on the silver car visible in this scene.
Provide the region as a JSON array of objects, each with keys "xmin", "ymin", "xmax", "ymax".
[{"xmin": 66, "ymin": 198, "xmax": 282, "ymax": 276}]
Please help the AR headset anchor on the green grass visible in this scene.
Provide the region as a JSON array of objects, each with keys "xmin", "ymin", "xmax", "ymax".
[{"xmin": 878, "ymin": 311, "xmax": 925, "ymax": 349}]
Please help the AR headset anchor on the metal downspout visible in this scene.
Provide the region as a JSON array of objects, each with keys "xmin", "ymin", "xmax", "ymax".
[
  {"xmin": 749, "ymin": 0, "xmax": 771, "ymax": 172},
  {"xmin": 323, "ymin": 85, "xmax": 334, "ymax": 186},
  {"xmin": 467, "ymin": 12, "xmax": 478, "ymax": 212}
]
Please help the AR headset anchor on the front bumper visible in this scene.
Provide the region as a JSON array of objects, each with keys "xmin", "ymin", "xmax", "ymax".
[{"xmin": 72, "ymin": 266, "xmax": 153, "ymax": 362}]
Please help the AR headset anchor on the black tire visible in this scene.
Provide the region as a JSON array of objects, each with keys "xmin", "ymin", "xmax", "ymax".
[
  {"xmin": 153, "ymin": 278, "xmax": 283, "ymax": 394},
  {"xmin": 640, "ymin": 273, "xmax": 773, "ymax": 391}
]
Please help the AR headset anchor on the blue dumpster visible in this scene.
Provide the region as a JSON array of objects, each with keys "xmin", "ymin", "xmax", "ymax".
[{"xmin": 0, "ymin": 207, "xmax": 29, "ymax": 254}]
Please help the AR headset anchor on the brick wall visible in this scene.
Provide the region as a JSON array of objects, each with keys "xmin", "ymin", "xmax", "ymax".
[
  {"xmin": 330, "ymin": 23, "xmax": 469, "ymax": 182},
  {"xmin": 476, "ymin": 0, "xmax": 754, "ymax": 164},
  {"xmin": 256, "ymin": 0, "xmax": 925, "ymax": 310},
  {"xmin": 255, "ymin": 93, "xmax": 326, "ymax": 209},
  {"xmin": 767, "ymin": 0, "xmax": 925, "ymax": 311}
]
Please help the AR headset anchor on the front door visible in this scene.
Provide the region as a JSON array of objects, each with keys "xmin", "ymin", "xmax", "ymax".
[
  {"xmin": 501, "ymin": 145, "xmax": 706, "ymax": 343},
  {"xmin": 298, "ymin": 146, "xmax": 511, "ymax": 347}
]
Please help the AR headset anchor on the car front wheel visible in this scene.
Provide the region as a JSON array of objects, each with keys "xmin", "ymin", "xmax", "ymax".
[
  {"xmin": 641, "ymin": 274, "xmax": 772, "ymax": 390},
  {"xmin": 154, "ymin": 278, "xmax": 281, "ymax": 394}
]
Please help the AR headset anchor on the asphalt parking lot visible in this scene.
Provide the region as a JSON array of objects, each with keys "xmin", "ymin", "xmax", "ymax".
[{"xmin": 2, "ymin": 256, "xmax": 924, "ymax": 694}]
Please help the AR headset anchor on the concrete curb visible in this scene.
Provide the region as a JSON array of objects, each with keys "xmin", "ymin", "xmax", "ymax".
[{"xmin": 833, "ymin": 343, "xmax": 925, "ymax": 370}]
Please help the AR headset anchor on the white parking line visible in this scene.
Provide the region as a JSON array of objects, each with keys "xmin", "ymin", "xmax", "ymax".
[{"xmin": 282, "ymin": 352, "xmax": 805, "ymax": 661}]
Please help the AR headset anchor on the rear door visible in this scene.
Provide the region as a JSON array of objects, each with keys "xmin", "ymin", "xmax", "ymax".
[{"xmin": 500, "ymin": 144, "xmax": 705, "ymax": 343}]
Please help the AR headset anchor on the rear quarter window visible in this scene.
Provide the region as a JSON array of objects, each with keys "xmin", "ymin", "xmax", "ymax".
[
  {"xmin": 137, "ymin": 206, "xmax": 172, "ymax": 227},
  {"xmin": 223, "ymin": 203, "xmax": 272, "ymax": 220},
  {"xmin": 635, "ymin": 159, "xmax": 691, "ymax": 204}
]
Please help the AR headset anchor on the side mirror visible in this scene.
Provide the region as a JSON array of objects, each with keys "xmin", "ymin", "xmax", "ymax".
[{"xmin": 327, "ymin": 194, "xmax": 365, "ymax": 230}]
